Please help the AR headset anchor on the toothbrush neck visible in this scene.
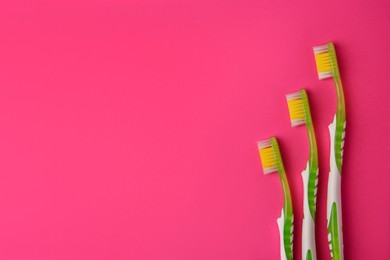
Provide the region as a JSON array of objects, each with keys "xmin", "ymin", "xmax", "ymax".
[
  {"xmin": 279, "ymin": 171, "xmax": 293, "ymax": 214},
  {"xmin": 334, "ymin": 76, "xmax": 346, "ymax": 120},
  {"xmin": 306, "ymin": 124, "xmax": 318, "ymax": 173}
]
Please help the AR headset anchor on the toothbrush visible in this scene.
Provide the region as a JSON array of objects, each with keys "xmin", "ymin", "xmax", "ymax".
[
  {"xmin": 313, "ymin": 43, "xmax": 346, "ymax": 260},
  {"xmin": 286, "ymin": 89, "xmax": 319, "ymax": 260},
  {"xmin": 258, "ymin": 137, "xmax": 294, "ymax": 260}
]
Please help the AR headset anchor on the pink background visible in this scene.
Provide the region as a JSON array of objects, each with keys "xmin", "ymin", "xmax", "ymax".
[{"xmin": 0, "ymin": 0, "xmax": 389, "ymax": 259}]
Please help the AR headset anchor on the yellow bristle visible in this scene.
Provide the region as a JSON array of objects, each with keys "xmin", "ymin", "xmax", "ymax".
[
  {"xmin": 315, "ymin": 52, "xmax": 332, "ymax": 73},
  {"xmin": 287, "ymin": 99, "xmax": 304, "ymax": 120},
  {"xmin": 259, "ymin": 147, "xmax": 276, "ymax": 169}
]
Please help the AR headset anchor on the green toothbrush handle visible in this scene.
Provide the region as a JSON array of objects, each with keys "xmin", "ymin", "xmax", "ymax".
[{"xmin": 327, "ymin": 115, "xmax": 345, "ymax": 260}]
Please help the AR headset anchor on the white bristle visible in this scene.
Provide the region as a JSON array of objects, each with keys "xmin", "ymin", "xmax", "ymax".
[
  {"xmin": 291, "ymin": 119, "xmax": 306, "ymax": 127},
  {"xmin": 264, "ymin": 167, "xmax": 278, "ymax": 174},
  {"xmin": 318, "ymin": 72, "xmax": 333, "ymax": 80},
  {"xmin": 313, "ymin": 44, "xmax": 329, "ymax": 54},
  {"xmin": 257, "ymin": 139, "xmax": 271, "ymax": 150},
  {"xmin": 286, "ymin": 91, "xmax": 301, "ymax": 101}
]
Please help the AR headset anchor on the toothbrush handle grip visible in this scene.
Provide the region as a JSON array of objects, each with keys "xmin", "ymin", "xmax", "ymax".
[
  {"xmin": 302, "ymin": 164, "xmax": 317, "ymax": 260},
  {"xmin": 277, "ymin": 209, "xmax": 294, "ymax": 260},
  {"xmin": 327, "ymin": 117, "xmax": 344, "ymax": 260}
]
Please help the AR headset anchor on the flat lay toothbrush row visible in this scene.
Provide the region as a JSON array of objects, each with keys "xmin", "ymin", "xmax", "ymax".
[{"xmin": 257, "ymin": 42, "xmax": 346, "ymax": 260}]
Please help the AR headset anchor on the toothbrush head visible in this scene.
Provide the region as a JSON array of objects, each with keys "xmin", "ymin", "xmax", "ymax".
[
  {"xmin": 313, "ymin": 42, "xmax": 340, "ymax": 80},
  {"xmin": 286, "ymin": 89, "xmax": 313, "ymax": 127},
  {"xmin": 257, "ymin": 137, "xmax": 285, "ymax": 175}
]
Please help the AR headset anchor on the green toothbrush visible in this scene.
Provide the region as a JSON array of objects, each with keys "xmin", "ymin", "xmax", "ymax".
[
  {"xmin": 286, "ymin": 89, "xmax": 319, "ymax": 260},
  {"xmin": 258, "ymin": 137, "xmax": 294, "ymax": 260},
  {"xmin": 313, "ymin": 43, "xmax": 346, "ymax": 260}
]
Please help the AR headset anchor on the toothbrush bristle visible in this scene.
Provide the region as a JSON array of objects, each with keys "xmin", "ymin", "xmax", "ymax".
[
  {"xmin": 286, "ymin": 91, "xmax": 306, "ymax": 127},
  {"xmin": 313, "ymin": 44, "xmax": 333, "ymax": 80},
  {"xmin": 257, "ymin": 139, "xmax": 278, "ymax": 174}
]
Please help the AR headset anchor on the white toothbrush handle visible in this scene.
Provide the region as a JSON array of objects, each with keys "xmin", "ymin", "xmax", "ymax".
[
  {"xmin": 327, "ymin": 116, "xmax": 344, "ymax": 260},
  {"xmin": 277, "ymin": 210, "xmax": 288, "ymax": 260},
  {"xmin": 302, "ymin": 163, "xmax": 317, "ymax": 260},
  {"xmin": 277, "ymin": 208, "xmax": 294, "ymax": 260}
]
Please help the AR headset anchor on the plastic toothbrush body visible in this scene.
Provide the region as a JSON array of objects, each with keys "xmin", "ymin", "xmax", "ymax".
[
  {"xmin": 258, "ymin": 137, "xmax": 294, "ymax": 260},
  {"xmin": 286, "ymin": 89, "xmax": 319, "ymax": 260},
  {"xmin": 313, "ymin": 43, "xmax": 346, "ymax": 260}
]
